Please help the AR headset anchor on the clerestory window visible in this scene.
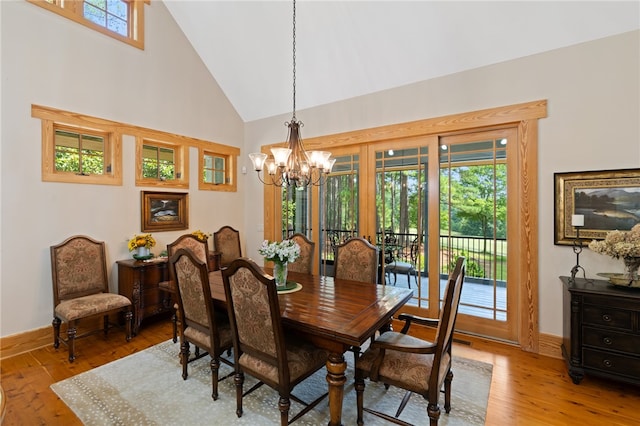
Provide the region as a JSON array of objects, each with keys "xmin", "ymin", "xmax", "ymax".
[{"xmin": 27, "ymin": 0, "xmax": 148, "ymax": 49}]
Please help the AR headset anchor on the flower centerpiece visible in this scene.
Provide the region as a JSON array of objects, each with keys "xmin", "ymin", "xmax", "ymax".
[
  {"xmin": 588, "ymin": 223, "xmax": 640, "ymax": 283},
  {"xmin": 191, "ymin": 229, "xmax": 210, "ymax": 242},
  {"xmin": 128, "ymin": 233, "xmax": 156, "ymax": 258},
  {"xmin": 258, "ymin": 239, "xmax": 300, "ymax": 288}
]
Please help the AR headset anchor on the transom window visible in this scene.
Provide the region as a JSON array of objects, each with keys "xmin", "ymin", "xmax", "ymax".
[
  {"xmin": 136, "ymin": 138, "xmax": 188, "ymax": 189},
  {"xmin": 27, "ymin": 0, "xmax": 147, "ymax": 49},
  {"xmin": 199, "ymin": 146, "xmax": 239, "ymax": 192},
  {"xmin": 54, "ymin": 126, "xmax": 109, "ymax": 176},
  {"xmin": 142, "ymin": 144, "xmax": 176, "ymax": 181},
  {"xmin": 84, "ymin": 0, "xmax": 128, "ymax": 37}
]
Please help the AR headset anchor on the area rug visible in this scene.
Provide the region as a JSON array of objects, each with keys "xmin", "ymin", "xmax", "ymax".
[{"xmin": 51, "ymin": 340, "xmax": 492, "ymax": 425}]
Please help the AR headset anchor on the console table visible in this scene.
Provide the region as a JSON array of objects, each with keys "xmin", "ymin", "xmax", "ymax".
[{"xmin": 561, "ymin": 276, "xmax": 640, "ymax": 385}]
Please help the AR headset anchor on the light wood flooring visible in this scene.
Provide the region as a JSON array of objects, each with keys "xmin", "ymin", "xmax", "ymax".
[{"xmin": 1, "ymin": 317, "xmax": 639, "ymax": 425}]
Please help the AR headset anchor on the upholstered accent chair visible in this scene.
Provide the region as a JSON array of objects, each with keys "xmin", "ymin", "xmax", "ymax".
[
  {"xmin": 334, "ymin": 237, "xmax": 380, "ymax": 284},
  {"xmin": 385, "ymin": 236, "xmax": 420, "ymax": 287},
  {"xmin": 50, "ymin": 235, "xmax": 133, "ymax": 362},
  {"xmin": 163, "ymin": 234, "xmax": 211, "ymax": 344},
  {"xmin": 213, "ymin": 225, "xmax": 242, "ymax": 268},
  {"xmin": 222, "ymin": 257, "xmax": 329, "ymax": 426},
  {"xmin": 355, "ymin": 257, "xmax": 466, "ymax": 426},
  {"xmin": 287, "ymin": 233, "xmax": 315, "ymax": 274},
  {"xmin": 169, "ymin": 248, "xmax": 234, "ymax": 401}
]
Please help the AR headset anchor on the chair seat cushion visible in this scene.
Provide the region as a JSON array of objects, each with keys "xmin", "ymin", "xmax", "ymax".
[
  {"xmin": 239, "ymin": 337, "xmax": 328, "ymax": 385},
  {"xmin": 357, "ymin": 333, "xmax": 451, "ymax": 394},
  {"xmin": 385, "ymin": 261, "xmax": 414, "ymax": 273},
  {"xmin": 55, "ymin": 293, "xmax": 131, "ymax": 322},
  {"xmin": 184, "ymin": 322, "xmax": 233, "ymax": 350}
]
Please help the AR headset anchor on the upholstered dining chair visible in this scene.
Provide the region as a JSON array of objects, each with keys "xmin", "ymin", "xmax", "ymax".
[
  {"xmin": 50, "ymin": 235, "xmax": 133, "ymax": 362},
  {"xmin": 334, "ymin": 237, "xmax": 380, "ymax": 284},
  {"xmin": 222, "ymin": 257, "xmax": 329, "ymax": 426},
  {"xmin": 354, "ymin": 257, "xmax": 466, "ymax": 426},
  {"xmin": 169, "ymin": 248, "xmax": 234, "ymax": 401},
  {"xmin": 333, "ymin": 236, "xmax": 382, "ymax": 361},
  {"xmin": 213, "ymin": 225, "xmax": 242, "ymax": 268},
  {"xmin": 287, "ymin": 233, "xmax": 315, "ymax": 274},
  {"xmin": 163, "ymin": 234, "xmax": 211, "ymax": 344}
]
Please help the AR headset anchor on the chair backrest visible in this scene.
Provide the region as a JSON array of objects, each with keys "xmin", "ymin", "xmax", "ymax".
[
  {"xmin": 287, "ymin": 233, "xmax": 315, "ymax": 274},
  {"xmin": 222, "ymin": 257, "xmax": 290, "ymax": 387},
  {"xmin": 169, "ymin": 248, "xmax": 219, "ymax": 350},
  {"xmin": 334, "ymin": 237, "xmax": 379, "ymax": 284},
  {"xmin": 213, "ymin": 226, "xmax": 242, "ymax": 268},
  {"xmin": 430, "ymin": 257, "xmax": 466, "ymax": 397},
  {"xmin": 50, "ymin": 235, "xmax": 109, "ymax": 305},
  {"xmin": 167, "ymin": 234, "xmax": 210, "ymax": 268}
]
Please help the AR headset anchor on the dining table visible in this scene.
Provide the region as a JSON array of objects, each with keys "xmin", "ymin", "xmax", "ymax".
[{"xmin": 172, "ymin": 267, "xmax": 413, "ymax": 426}]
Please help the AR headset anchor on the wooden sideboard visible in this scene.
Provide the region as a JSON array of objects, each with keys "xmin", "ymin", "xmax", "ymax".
[
  {"xmin": 117, "ymin": 252, "xmax": 222, "ymax": 335},
  {"xmin": 561, "ymin": 276, "xmax": 640, "ymax": 386},
  {"xmin": 117, "ymin": 259, "xmax": 171, "ymax": 335}
]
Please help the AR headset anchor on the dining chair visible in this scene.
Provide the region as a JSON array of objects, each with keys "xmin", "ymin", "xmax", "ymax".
[
  {"xmin": 287, "ymin": 233, "xmax": 315, "ymax": 274},
  {"xmin": 169, "ymin": 248, "xmax": 234, "ymax": 401},
  {"xmin": 354, "ymin": 257, "xmax": 466, "ymax": 426},
  {"xmin": 163, "ymin": 234, "xmax": 211, "ymax": 344},
  {"xmin": 334, "ymin": 236, "xmax": 379, "ymax": 284},
  {"xmin": 213, "ymin": 225, "xmax": 242, "ymax": 268},
  {"xmin": 221, "ymin": 257, "xmax": 329, "ymax": 426},
  {"xmin": 50, "ymin": 235, "xmax": 133, "ymax": 362}
]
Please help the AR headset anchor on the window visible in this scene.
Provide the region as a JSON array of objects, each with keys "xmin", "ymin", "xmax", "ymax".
[
  {"xmin": 136, "ymin": 138, "xmax": 188, "ymax": 189},
  {"xmin": 54, "ymin": 126, "xmax": 109, "ymax": 176},
  {"xmin": 33, "ymin": 106, "xmax": 123, "ymax": 186},
  {"xmin": 27, "ymin": 0, "xmax": 147, "ymax": 49},
  {"xmin": 199, "ymin": 146, "xmax": 239, "ymax": 192}
]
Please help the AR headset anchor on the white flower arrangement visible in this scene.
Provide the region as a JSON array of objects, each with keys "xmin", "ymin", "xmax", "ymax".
[
  {"xmin": 258, "ymin": 239, "xmax": 300, "ymax": 264},
  {"xmin": 588, "ymin": 223, "xmax": 640, "ymax": 259}
]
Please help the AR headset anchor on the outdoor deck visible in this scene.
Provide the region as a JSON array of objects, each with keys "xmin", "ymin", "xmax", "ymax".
[{"xmin": 385, "ymin": 272, "xmax": 507, "ymax": 321}]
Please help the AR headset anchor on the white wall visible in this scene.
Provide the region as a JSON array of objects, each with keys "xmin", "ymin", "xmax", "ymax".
[
  {"xmin": 244, "ymin": 30, "xmax": 640, "ymax": 338},
  {"xmin": 0, "ymin": 1, "xmax": 245, "ymax": 337}
]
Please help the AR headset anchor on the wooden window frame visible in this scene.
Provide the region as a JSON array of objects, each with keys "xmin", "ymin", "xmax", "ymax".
[
  {"xmin": 35, "ymin": 108, "xmax": 123, "ymax": 186},
  {"xmin": 198, "ymin": 145, "xmax": 239, "ymax": 192},
  {"xmin": 26, "ymin": 0, "xmax": 148, "ymax": 50},
  {"xmin": 135, "ymin": 137, "xmax": 189, "ymax": 189}
]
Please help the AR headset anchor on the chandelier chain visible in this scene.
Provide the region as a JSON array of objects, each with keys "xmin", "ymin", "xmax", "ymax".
[{"xmin": 292, "ymin": 0, "xmax": 296, "ymax": 120}]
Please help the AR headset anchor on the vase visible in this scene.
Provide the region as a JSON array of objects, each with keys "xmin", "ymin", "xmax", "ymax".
[
  {"xmin": 136, "ymin": 246, "xmax": 150, "ymax": 257},
  {"xmin": 623, "ymin": 256, "xmax": 640, "ymax": 281},
  {"xmin": 273, "ymin": 261, "xmax": 288, "ymax": 289}
]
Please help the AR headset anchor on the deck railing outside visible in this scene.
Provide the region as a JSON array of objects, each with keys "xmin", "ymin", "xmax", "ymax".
[{"xmin": 315, "ymin": 229, "xmax": 507, "ymax": 281}]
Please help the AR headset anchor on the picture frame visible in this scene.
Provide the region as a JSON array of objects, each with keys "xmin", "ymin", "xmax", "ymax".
[
  {"xmin": 554, "ymin": 168, "xmax": 640, "ymax": 246},
  {"xmin": 141, "ymin": 191, "xmax": 189, "ymax": 232}
]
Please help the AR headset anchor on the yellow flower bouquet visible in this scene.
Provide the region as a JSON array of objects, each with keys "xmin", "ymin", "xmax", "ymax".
[
  {"xmin": 191, "ymin": 230, "xmax": 211, "ymax": 242},
  {"xmin": 128, "ymin": 233, "xmax": 156, "ymax": 251}
]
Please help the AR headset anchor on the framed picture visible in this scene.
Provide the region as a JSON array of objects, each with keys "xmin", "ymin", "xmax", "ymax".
[
  {"xmin": 554, "ymin": 168, "xmax": 640, "ymax": 246},
  {"xmin": 141, "ymin": 191, "xmax": 189, "ymax": 232}
]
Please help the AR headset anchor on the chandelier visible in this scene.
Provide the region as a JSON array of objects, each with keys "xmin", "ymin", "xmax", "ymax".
[{"xmin": 248, "ymin": 0, "xmax": 335, "ymax": 188}]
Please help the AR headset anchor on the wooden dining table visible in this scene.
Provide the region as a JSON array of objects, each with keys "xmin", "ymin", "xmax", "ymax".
[{"xmin": 178, "ymin": 268, "xmax": 413, "ymax": 426}]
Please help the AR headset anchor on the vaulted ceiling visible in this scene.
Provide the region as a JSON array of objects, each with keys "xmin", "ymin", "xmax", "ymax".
[{"xmin": 163, "ymin": 1, "xmax": 640, "ymax": 122}]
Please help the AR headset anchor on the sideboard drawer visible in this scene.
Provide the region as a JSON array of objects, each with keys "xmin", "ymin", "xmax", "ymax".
[
  {"xmin": 583, "ymin": 326, "xmax": 640, "ymax": 355},
  {"xmin": 583, "ymin": 348, "xmax": 640, "ymax": 379},
  {"xmin": 582, "ymin": 304, "xmax": 633, "ymax": 330}
]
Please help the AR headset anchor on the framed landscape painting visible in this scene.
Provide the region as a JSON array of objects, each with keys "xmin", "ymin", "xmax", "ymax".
[
  {"xmin": 554, "ymin": 168, "xmax": 640, "ymax": 246},
  {"xmin": 141, "ymin": 191, "xmax": 189, "ymax": 232}
]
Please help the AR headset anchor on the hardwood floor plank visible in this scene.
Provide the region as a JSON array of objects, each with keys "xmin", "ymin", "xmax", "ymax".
[{"xmin": 1, "ymin": 318, "xmax": 639, "ymax": 425}]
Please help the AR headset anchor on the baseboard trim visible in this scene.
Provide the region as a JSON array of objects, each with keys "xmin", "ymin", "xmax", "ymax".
[
  {"xmin": 0, "ymin": 325, "xmax": 51, "ymax": 360},
  {"xmin": 0, "ymin": 317, "xmax": 105, "ymax": 360},
  {"xmin": 538, "ymin": 332, "xmax": 563, "ymax": 359}
]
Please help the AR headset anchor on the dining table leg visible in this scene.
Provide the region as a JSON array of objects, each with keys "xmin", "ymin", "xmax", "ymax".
[{"xmin": 326, "ymin": 351, "xmax": 347, "ymax": 426}]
